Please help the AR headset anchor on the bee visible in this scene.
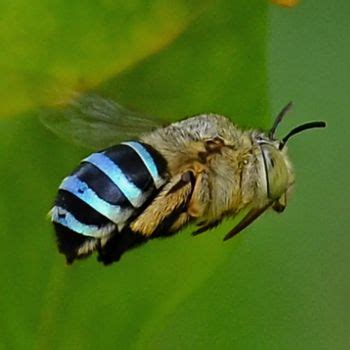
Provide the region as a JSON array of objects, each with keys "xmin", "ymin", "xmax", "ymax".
[{"xmin": 43, "ymin": 94, "xmax": 326, "ymax": 265}]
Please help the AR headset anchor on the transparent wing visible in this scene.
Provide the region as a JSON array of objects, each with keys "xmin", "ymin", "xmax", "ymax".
[{"xmin": 40, "ymin": 92, "xmax": 164, "ymax": 149}]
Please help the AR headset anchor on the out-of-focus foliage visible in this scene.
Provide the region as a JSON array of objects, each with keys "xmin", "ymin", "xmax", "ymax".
[
  {"xmin": 271, "ymin": 0, "xmax": 299, "ymax": 8},
  {"xmin": 0, "ymin": 0, "xmax": 206, "ymax": 117},
  {"xmin": 1, "ymin": 0, "xmax": 349, "ymax": 349}
]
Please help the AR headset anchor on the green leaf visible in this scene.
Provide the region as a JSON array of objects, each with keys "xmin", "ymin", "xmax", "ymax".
[
  {"xmin": 1, "ymin": 0, "xmax": 271, "ymax": 349},
  {"xmin": 0, "ymin": 0, "xmax": 206, "ymax": 117}
]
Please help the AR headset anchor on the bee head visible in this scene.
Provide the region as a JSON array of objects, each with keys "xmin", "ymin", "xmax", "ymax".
[{"xmin": 255, "ymin": 102, "xmax": 326, "ymax": 211}]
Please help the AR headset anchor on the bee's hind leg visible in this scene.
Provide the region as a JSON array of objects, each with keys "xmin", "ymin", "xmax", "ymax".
[{"xmin": 97, "ymin": 229, "xmax": 147, "ymax": 265}]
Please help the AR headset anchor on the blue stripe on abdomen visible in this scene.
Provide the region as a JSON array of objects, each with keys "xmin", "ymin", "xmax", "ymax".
[
  {"xmin": 52, "ymin": 141, "xmax": 168, "ymax": 240},
  {"xmin": 83, "ymin": 153, "xmax": 145, "ymax": 208},
  {"xmin": 72, "ymin": 162, "xmax": 129, "ymax": 206},
  {"xmin": 59, "ymin": 175, "xmax": 134, "ymax": 224},
  {"xmin": 51, "ymin": 206, "xmax": 115, "ymax": 238},
  {"xmin": 122, "ymin": 141, "xmax": 166, "ymax": 189},
  {"xmin": 55, "ymin": 189, "xmax": 111, "ymax": 227}
]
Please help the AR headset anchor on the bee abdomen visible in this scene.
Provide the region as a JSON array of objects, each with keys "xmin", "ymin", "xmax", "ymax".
[{"xmin": 51, "ymin": 141, "xmax": 168, "ymax": 262}]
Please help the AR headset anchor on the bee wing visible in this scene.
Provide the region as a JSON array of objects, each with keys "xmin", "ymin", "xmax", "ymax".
[{"xmin": 40, "ymin": 92, "xmax": 164, "ymax": 149}]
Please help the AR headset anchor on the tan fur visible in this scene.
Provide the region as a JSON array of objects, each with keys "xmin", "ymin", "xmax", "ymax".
[
  {"xmin": 130, "ymin": 174, "xmax": 194, "ymax": 236},
  {"xmin": 77, "ymin": 239, "xmax": 98, "ymax": 256},
  {"xmin": 169, "ymin": 212, "xmax": 191, "ymax": 232},
  {"xmin": 187, "ymin": 172, "xmax": 209, "ymax": 218},
  {"xmin": 139, "ymin": 114, "xmax": 295, "ymax": 237}
]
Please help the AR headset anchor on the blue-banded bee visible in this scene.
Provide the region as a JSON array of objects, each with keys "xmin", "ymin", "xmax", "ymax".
[{"xmin": 42, "ymin": 94, "xmax": 326, "ymax": 265}]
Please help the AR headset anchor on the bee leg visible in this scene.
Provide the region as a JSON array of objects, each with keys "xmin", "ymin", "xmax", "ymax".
[
  {"xmin": 97, "ymin": 229, "xmax": 147, "ymax": 265},
  {"xmin": 192, "ymin": 219, "xmax": 222, "ymax": 236},
  {"xmin": 223, "ymin": 202, "xmax": 272, "ymax": 241},
  {"xmin": 169, "ymin": 212, "xmax": 191, "ymax": 233},
  {"xmin": 54, "ymin": 223, "xmax": 97, "ymax": 264},
  {"xmin": 187, "ymin": 172, "xmax": 226, "ymax": 237},
  {"xmin": 130, "ymin": 171, "xmax": 195, "ymax": 237},
  {"xmin": 187, "ymin": 172, "xmax": 209, "ymax": 218}
]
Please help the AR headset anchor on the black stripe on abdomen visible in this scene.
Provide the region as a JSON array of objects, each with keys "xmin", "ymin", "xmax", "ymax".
[
  {"xmin": 103, "ymin": 144, "xmax": 155, "ymax": 192},
  {"xmin": 72, "ymin": 162, "xmax": 132, "ymax": 207},
  {"xmin": 52, "ymin": 141, "xmax": 168, "ymax": 240},
  {"xmin": 55, "ymin": 190, "xmax": 111, "ymax": 227}
]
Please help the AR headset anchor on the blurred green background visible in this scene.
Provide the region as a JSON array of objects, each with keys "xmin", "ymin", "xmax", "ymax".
[{"xmin": 0, "ymin": 0, "xmax": 349, "ymax": 349}]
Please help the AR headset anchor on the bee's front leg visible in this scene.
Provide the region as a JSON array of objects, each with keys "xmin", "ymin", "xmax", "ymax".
[
  {"xmin": 187, "ymin": 169, "xmax": 224, "ymax": 236},
  {"xmin": 187, "ymin": 172, "xmax": 210, "ymax": 219}
]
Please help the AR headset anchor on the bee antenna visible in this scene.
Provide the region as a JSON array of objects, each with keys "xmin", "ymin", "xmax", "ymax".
[
  {"xmin": 268, "ymin": 101, "xmax": 293, "ymax": 139},
  {"xmin": 279, "ymin": 121, "xmax": 326, "ymax": 150}
]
